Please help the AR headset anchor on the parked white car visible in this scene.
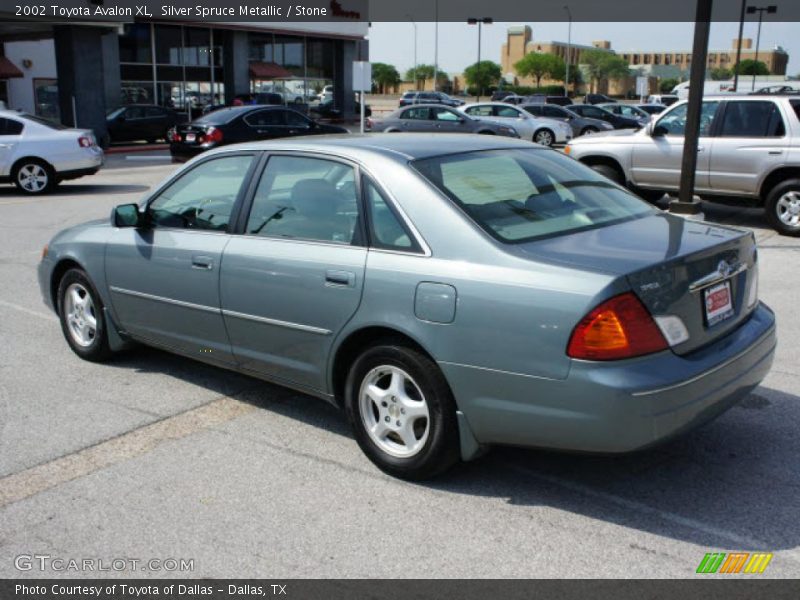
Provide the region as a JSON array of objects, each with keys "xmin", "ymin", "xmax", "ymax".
[
  {"xmin": 565, "ymin": 95, "xmax": 800, "ymax": 235},
  {"xmin": 0, "ymin": 110, "xmax": 103, "ymax": 194},
  {"xmin": 459, "ymin": 102, "xmax": 573, "ymax": 146}
]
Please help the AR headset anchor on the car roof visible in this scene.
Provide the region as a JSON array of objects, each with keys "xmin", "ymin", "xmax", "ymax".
[{"xmin": 202, "ymin": 133, "xmax": 543, "ymax": 162}]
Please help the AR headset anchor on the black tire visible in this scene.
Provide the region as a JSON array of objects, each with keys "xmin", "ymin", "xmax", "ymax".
[
  {"xmin": 533, "ymin": 128, "xmax": 555, "ymax": 147},
  {"xmin": 590, "ymin": 164, "xmax": 624, "ymax": 185},
  {"xmin": 765, "ymin": 178, "xmax": 800, "ymax": 237},
  {"xmin": 57, "ymin": 268, "xmax": 113, "ymax": 362},
  {"xmin": 580, "ymin": 126, "xmax": 598, "ymax": 136},
  {"xmin": 12, "ymin": 158, "xmax": 56, "ymax": 195},
  {"xmin": 477, "ymin": 130, "xmax": 496, "ymax": 135},
  {"xmin": 345, "ymin": 341, "xmax": 460, "ymax": 480}
]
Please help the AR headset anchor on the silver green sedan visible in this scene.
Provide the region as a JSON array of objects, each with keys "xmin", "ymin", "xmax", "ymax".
[{"xmin": 38, "ymin": 134, "xmax": 776, "ymax": 480}]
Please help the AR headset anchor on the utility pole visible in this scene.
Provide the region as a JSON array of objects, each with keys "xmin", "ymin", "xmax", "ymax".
[
  {"xmin": 747, "ymin": 5, "xmax": 777, "ymax": 91},
  {"xmin": 564, "ymin": 5, "xmax": 572, "ymax": 97},
  {"xmin": 434, "ymin": 0, "xmax": 439, "ymax": 92},
  {"xmin": 408, "ymin": 16, "xmax": 418, "ymax": 89},
  {"xmin": 732, "ymin": 0, "xmax": 746, "ymax": 91},
  {"xmin": 467, "ymin": 17, "xmax": 493, "ymax": 100},
  {"xmin": 670, "ymin": 0, "xmax": 712, "ymax": 217}
]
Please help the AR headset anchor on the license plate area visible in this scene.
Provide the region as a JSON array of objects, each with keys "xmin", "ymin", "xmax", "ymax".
[
  {"xmin": 704, "ymin": 281, "xmax": 734, "ymax": 327},
  {"xmin": 184, "ymin": 133, "xmax": 196, "ymax": 142}
]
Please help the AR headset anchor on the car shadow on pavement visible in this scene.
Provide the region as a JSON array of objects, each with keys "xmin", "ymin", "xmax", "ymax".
[
  {"xmin": 100, "ymin": 344, "xmax": 799, "ymax": 553},
  {"xmin": 0, "ymin": 184, "xmax": 151, "ymax": 197},
  {"xmin": 431, "ymin": 384, "xmax": 799, "ymax": 553}
]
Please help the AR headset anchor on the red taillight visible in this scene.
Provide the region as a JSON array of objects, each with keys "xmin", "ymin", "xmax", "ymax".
[
  {"xmin": 78, "ymin": 136, "xmax": 93, "ymax": 148},
  {"xmin": 365, "ymin": 117, "xmax": 373, "ymax": 129},
  {"xmin": 205, "ymin": 126, "xmax": 223, "ymax": 144},
  {"xmin": 167, "ymin": 127, "xmax": 181, "ymax": 142},
  {"xmin": 567, "ymin": 292, "xmax": 668, "ymax": 361}
]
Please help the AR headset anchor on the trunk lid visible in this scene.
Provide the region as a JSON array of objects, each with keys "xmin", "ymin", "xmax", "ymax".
[
  {"xmin": 515, "ymin": 213, "xmax": 758, "ymax": 355},
  {"xmin": 175, "ymin": 122, "xmax": 211, "ymax": 144}
]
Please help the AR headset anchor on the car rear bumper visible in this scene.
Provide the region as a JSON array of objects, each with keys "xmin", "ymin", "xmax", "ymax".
[
  {"xmin": 441, "ymin": 302, "xmax": 776, "ymax": 453},
  {"xmin": 169, "ymin": 143, "xmax": 211, "ymax": 162}
]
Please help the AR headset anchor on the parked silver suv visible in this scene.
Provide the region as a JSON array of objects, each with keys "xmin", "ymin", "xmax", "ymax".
[{"xmin": 566, "ymin": 95, "xmax": 800, "ymax": 236}]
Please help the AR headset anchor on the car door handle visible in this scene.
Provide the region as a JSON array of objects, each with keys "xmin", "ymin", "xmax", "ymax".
[
  {"xmin": 768, "ymin": 150, "xmax": 783, "ymax": 155},
  {"xmin": 325, "ymin": 270, "xmax": 355, "ymax": 287},
  {"xmin": 0, "ymin": 143, "xmax": 11, "ymax": 148},
  {"xmin": 697, "ymin": 146, "xmax": 705, "ymax": 152},
  {"xmin": 191, "ymin": 255, "xmax": 214, "ymax": 270}
]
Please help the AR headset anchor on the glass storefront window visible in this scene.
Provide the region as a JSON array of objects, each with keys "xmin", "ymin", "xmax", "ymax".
[
  {"xmin": 306, "ymin": 38, "xmax": 334, "ymax": 79},
  {"xmin": 33, "ymin": 79, "xmax": 59, "ymax": 120},
  {"xmin": 184, "ymin": 28, "xmax": 211, "ymax": 66},
  {"xmin": 119, "ymin": 23, "xmax": 151, "ymax": 64},
  {"xmin": 120, "ymin": 81, "xmax": 155, "ymax": 105},
  {"xmin": 154, "ymin": 25, "xmax": 183, "ymax": 65}
]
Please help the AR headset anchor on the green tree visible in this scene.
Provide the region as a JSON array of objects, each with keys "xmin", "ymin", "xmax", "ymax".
[
  {"xmin": 371, "ymin": 63, "xmax": 401, "ymax": 94},
  {"xmin": 735, "ymin": 59, "xmax": 769, "ymax": 76},
  {"xmin": 659, "ymin": 78, "xmax": 679, "ymax": 93},
  {"xmin": 405, "ymin": 64, "xmax": 436, "ymax": 89},
  {"xmin": 582, "ymin": 49, "xmax": 630, "ymax": 92},
  {"xmin": 514, "ymin": 53, "xmax": 566, "ymax": 88},
  {"xmin": 464, "ymin": 61, "xmax": 502, "ymax": 97},
  {"xmin": 709, "ymin": 67, "xmax": 732, "ymax": 81}
]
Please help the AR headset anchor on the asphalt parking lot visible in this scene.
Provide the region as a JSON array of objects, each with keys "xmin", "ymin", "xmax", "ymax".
[{"xmin": 1, "ymin": 155, "xmax": 799, "ymax": 579}]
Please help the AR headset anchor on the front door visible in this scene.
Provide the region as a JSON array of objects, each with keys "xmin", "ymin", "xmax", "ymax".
[
  {"xmin": 105, "ymin": 153, "xmax": 258, "ymax": 363},
  {"xmin": 220, "ymin": 153, "xmax": 367, "ymax": 393},
  {"xmin": 631, "ymin": 101, "xmax": 719, "ymax": 193}
]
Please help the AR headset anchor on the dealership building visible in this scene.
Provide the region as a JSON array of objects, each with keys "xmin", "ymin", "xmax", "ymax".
[{"xmin": 0, "ymin": 16, "xmax": 368, "ymax": 142}]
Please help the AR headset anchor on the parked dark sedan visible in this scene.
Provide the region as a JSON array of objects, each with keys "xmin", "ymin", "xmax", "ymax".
[
  {"xmin": 168, "ymin": 105, "xmax": 348, "ymax": 162},
  {"xmin": 106, "ymin": 104, "xmax": 183, "ymax": 143},
  {"xmin": 311, "ymin": 100, "xmax": 372, "ymax": 119},
  {"xmin": 569, "ymin": 104, "xmax": 642, "ymax": 129},
  {"xmin": 584, "ymin": 93, "xmax": 616, "ymax": 105}
]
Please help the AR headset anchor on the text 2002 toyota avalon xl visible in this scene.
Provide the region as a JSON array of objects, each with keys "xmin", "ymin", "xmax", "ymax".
[{"xmin": 38, "ymin": 134, "xmax": 776, "ymax": 480}]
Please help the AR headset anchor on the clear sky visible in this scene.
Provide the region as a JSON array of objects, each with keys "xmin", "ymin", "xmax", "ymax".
[{"xmin": 367, "ymin": 21, "xmax": 799, "ymax": 77}]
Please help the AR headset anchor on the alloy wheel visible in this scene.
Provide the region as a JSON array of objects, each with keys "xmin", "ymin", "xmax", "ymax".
[
  {"xmin": 534, "ymin": 130, "xmax": 554, "ymax": 146},
  {"xmin": 359, "ymin": 365, "xmax": 430, "ymax": 458},
  {"xmin": 776, "ymin": 190, "xmax": 800, "ymax": 230},
  {"xmin": 63, "ymin": 283, "xmax": 97, "ymax": 347},
  {"xmin": 17, "ymin": 163, "xmax": 48, "ymax": 193}
]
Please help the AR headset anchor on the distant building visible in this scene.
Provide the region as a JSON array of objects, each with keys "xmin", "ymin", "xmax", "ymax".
[{"xmin": 501, "ymin": 26, "xmax": 789, "ymax": 96}]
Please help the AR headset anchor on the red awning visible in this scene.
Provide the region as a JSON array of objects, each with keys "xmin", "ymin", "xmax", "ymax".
[
  {"xmin": 248, "ymin": 62, "xmax": 293, "ymax": 80},
  {"xmin": 0, "ymin": 57, "xmax": 23, "ymax": 79}
]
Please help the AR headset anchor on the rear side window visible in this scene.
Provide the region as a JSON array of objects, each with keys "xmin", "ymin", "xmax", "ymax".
[
  {"xmin": 719, "ymin": 101, "xmax": 785, "ymax": 137},
  {"xmin": 401, "ymin": 107, "xmax": 429, "ymax": 120},
  {"xmin": 364, "ymin": 178, "xmax": 418, "ymax": 252},
  {"xmin": 465, "ymin": 106, "xmax": 493, "ymax": 117},
  {"xmin": 413, "ymin": 149, "xmax": 653, "ymax": 243},
  {"xmin": 0, "ymin": 118, "xmax": 24, "ymax": 135}
]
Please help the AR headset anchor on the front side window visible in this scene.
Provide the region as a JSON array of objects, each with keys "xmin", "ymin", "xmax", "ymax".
[
  {"xmin": 413, "ymin": 149, "xmax": 653, "ymax": 243},
  {"xmin": 496, "ymin": 106, "xmax": 521, "ymax": 118},
  {"xmin": 246, "ymin": 155, "xmax": 359, "ymax": 244},
  {"xmin": 719, "ymin": 101, "xmax": 785, "ymax": 137},
  {"xmin": 543, "ymin": 106, "xmax": 566, "ymax": 118},
  {"xmin": 285, "ymin": 111, "xmax": 311, "ymax": 127},
  {"xmin": 148, "ymin": 155, "xmax": 254, "ymax": 230},
  {"xmin": 655, "ymin": 101, "xmax": 719, "ymax": 136},
  {"xmin": 433, "ymin": 107, "xmax": 460, "ymax": 121}
]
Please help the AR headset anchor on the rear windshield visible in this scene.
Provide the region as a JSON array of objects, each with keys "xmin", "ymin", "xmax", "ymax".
[
  {"xmin": 20, "ymin": 113, "xmax": 68, "ymax": 130},
  {"xmin": 412, "ymin": 149, "xmax": 654, "ymax": 243},
  {"xmin": 192, "ymin": 108, "xmax": 242, "ymax": 125}
]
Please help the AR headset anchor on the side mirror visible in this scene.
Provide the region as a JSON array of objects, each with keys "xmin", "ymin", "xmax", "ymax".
[
  {"xmin": 113, "ymin": 203, "xmax": 143, "ymax": 228},
  {"xmin": 651, "ymin": 124, "xmax": 668, "ymax": 137}
]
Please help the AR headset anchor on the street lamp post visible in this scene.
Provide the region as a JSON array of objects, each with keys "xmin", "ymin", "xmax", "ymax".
[
  {"xmin": 467, "ymin": 17, "xmax": 493, "ymax": 100},
  {"xmin": 732, "ymin": 0, "xmax": 747, "ymax": 92},
  {"xmin": 564, "ymin": 5, "xmax": 572, "ymax": 97},
  {"xmin": 408, "ymin": 16, "xmax": 418, "ymax": 89},
  {"xmin": 746, "ymin": 5, "xmax": 777, "ymax": 91}
]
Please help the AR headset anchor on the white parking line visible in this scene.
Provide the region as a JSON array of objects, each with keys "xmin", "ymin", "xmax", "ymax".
[{"xmin": 0, "ymin": 299, "xmax": 57, "ymax": 322}]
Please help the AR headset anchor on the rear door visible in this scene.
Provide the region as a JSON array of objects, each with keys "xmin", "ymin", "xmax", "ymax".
[
  {"xmin": 631, "ymin": 100, "xmax": 719, "ymax": 192},
  {"xmin": 220, "ymin": 153, "xmax": 367, "ymax": 393},
  {"xmin": 0, "ymin": 117, "xmax": 23, "ymax": 176},
  {"xmin": 708, "ymin": 99, "xmax": 789, "ymax": 196}
]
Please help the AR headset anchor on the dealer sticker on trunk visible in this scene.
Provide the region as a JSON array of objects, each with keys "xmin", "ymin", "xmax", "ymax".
[{"xmin": 704, "ymin": 281, "xmax": 734, "ymax": 326}]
